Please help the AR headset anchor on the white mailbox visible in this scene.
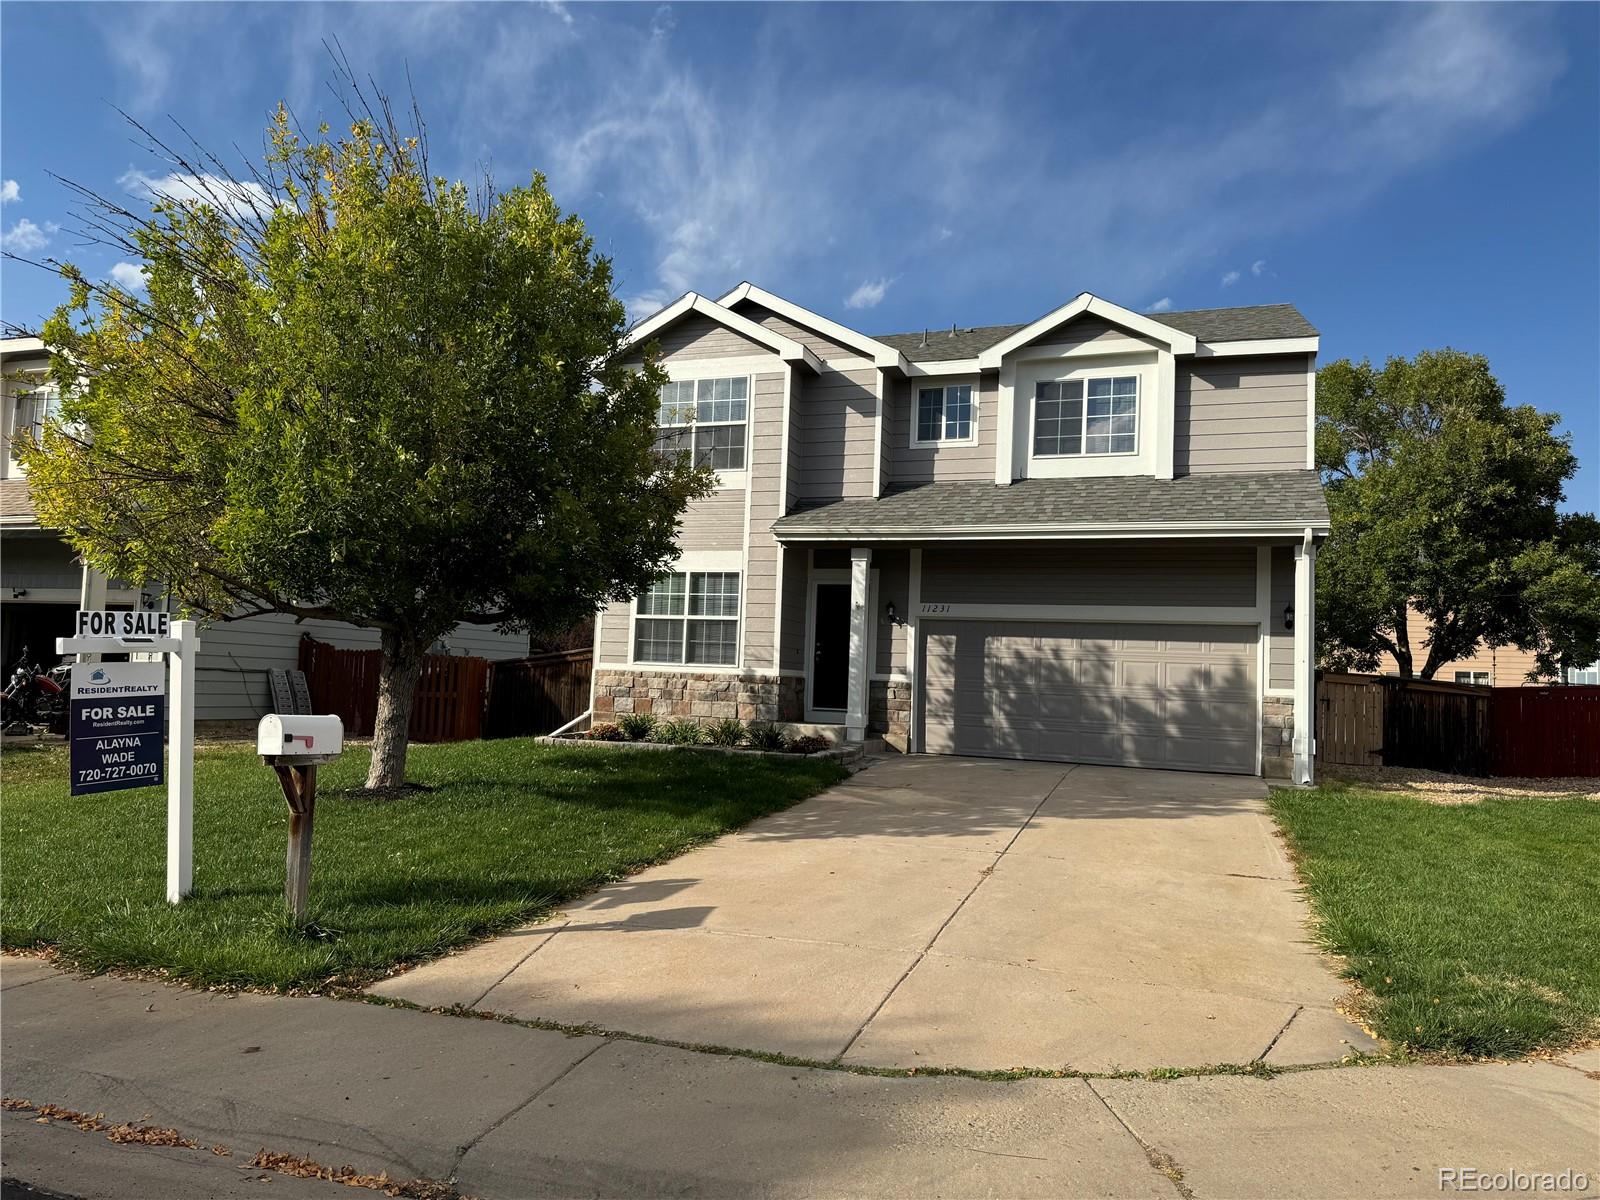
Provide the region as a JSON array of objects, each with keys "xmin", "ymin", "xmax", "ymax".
[{"xmin": 257, "ymin": 714, "xmax": 345, "ymax": 766}]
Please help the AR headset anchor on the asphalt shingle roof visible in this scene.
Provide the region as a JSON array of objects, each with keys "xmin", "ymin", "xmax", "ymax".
[
  {"xmin": 0, "ymin": 478, "xmax": 38, "ymax": 525},
  {"xmin": 875, "ymin": 303, "xmax": 1317, "ymax": 362},
  {"xmin": 772, "ymin": 471, "xmax": 1328, "ymax": 537}
]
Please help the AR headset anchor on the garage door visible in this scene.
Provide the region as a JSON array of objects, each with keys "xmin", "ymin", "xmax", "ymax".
[{"xmin": 920, "ymin": 620, "xmax": 1258, "ymax": 774}]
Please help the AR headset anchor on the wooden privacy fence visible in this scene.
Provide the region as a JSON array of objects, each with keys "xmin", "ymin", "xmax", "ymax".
[
  {"xmin": 483, "ymin": 650, "xmax": 594, "ymax": 739},
  {"xmin": 1317, "ymin": 671, "xmax": 1600, "ymax": 778},
  {"xmin": 298, "ymin": 636, "xmax": 489, "ymax": 742},
  {"xmin": 1490, "ymin": 687, "xmax": 1600, "ymax": 778}
]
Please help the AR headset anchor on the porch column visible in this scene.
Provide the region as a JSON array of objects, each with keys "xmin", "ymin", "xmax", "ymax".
[
  {"xmin": 1292, "ymin": 530, "xmax": 1317, "ymax": 786},
  {"xmin": 846, "ymin": 546, "xmax": 871, "ymax": 743}
]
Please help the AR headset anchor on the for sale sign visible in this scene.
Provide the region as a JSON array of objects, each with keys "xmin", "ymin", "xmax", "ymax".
[
  {"xmin": 75, "ymin": 610, "xmax": 171, "ymax": 639},
  {"xmin": 69, "ymin": 662, "xmax": 166, "ymax": 795}
]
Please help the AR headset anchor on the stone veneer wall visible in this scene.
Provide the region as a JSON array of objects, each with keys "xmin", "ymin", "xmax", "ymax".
[
  {"xmin": 593, "ymin": 670, "xmax": 803, "ymax": 725},
  {"xmin": 1261, "ymin": 696, "xmax": 1294, "ymax": 779},
  {"xmin": 868, "ymin": 680, "xmax": 912, "ymax": 745}
]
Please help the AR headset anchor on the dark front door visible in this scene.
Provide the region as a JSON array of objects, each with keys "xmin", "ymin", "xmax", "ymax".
[{"xmin": 811, "ymin": 583, "xmax": 851, "ymax": 711}]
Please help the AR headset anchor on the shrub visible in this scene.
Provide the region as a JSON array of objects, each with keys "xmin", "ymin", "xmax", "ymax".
[
  {"xmin": 618, "ymin": 712, "xmax": 657, "ymax": 741},
  {"xmin": 788, "ymin": 734, "xmax": 832, "ymax": 756},
  {"xmin": 588, "ymin": 722, "xmax": 625, "ymax": 741},
  {"xmin": 706, "ymin": 718, "xmax": 746, "ymax": 747},
  {"xmin": 745, "ymin": 723, "xmax": 786, "ymax": 751},
  {"xmin": 656, "ymin": 719, "xmax": 705, "ymax": 746}
]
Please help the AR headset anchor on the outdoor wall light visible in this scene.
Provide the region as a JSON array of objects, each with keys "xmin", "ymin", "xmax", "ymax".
[
  {"xmin": 10, "ymin": 588, "xmax": 26, "ymax": 599},
  {"xmin": 885, "ymin": 601, "xmax": 899, "ymax": 626},
  {"xmin": 1283, "ymin": 603, "xmax": 1294, "ymax": 631}
]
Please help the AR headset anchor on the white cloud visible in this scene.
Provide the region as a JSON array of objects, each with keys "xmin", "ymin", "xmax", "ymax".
[
  {"xmin": 1220, "ymin": 270, "xmax": 1241, "ymax": 288},
  {"xmin": 1, "ymin": 218, "xmax": 57, "ymax": 253},
  {"xmin": 109, "ymin": 262, "xmax": 149, "ymax": 293},
  {"xmin": 1251, "ymin": 259, "xmax": 1268, "ymax": 276},
  {"xmin": 844, "ymin": 278, "xmax": 892, "ymax": 310},
  {"xmin": 1146, "ymin": 297, "xmax": 1173, "ymax": 313},
  {"xmin": 936, "ymin": 227, "xmax": 954, "ymax": 242},
  {"xmin": 540, "ymin": 1, "xmax": 574, "ymax": 28},
  {"xmin": 0, "ymin": 180, "xmax": 18, "ymax": 204},
  {"xmin": 119, "ymin": 169, "xmax": 273, "ymax": 220}
]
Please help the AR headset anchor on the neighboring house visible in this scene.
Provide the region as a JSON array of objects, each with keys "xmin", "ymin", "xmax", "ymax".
[
  {"xmin": 597, "ymin": 285, "xmax": 1327, "ymax": 782},
  {"xmin": 1, "ymin": 336, "xmax": 529, "ymax": 724},
  {"xmin": 1373, "ymin": 605, "xmax": 1542, "ymax": 687}
]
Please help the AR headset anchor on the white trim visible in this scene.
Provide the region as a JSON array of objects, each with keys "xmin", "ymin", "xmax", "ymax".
[
  {"xmin": 1263, "ymin": 688, "xmax": 1295, "ymax": 699},
  {"xmin": 1, "ymin": 337, "xmax": 46, "ymax": 355},
  {"xmin": 1010, "ymin": 336, "xmax": 1162, "ymax": 362},
  {"xmin": 1017, "ymin": 354, "xmax": 1158, "ymax": 481},
  {"xmin": 903, "ymin": 357, "xmax": 982, "ymax": 377},
  {"xmin": 3, "ymin": 586, "xmax": 142, "ymax": 605},
  {"xmin": 658, "ymin": 355, "xmax": 780, "ymax": 379},
  {"xmin": 597, "ymin": 662, "xmax": 805, "ymax": 679},
  {"xmin": 1256, "ymin": 545, "xmax": 1271, "ymax": 778},
  {"xmin": 1305, "ymin": 353, "xmax": 1317, "ymax": 470},
  {"xmin": 622, "ymin": 292, "xmax": 822, "ymax": 373},
  {"xmin": 777, "ymin": 521, "xmax": 1332, "ymax": 543},
  {"xmin": 906, "ymin": 547, "xmax": 922, "ymax": 752},
  {"xmin": 911, "ymin": 602, "xmax": 1260, "ymax": 624},
  {"xmin": 995, "ymin": 362, "xmax": 1015, "ymax": 485},
  {"xmin": 657, "ymin": 370, "xmax": 754, "ymax": 485},
  {"xmin": 626, "ymin": 551, "xmax": 745, "ymax": 670},
  {"xmin": 978, "ymin": 293, "xmax": 1197, "ymax": 369},
  {"xmin": 1292, "ymin": 527, "xmax": 1317, "ymax": 786},
  {"xmin": 908, "ymin": 376, "xmax": 979, "ymax": 449},
  {"xmin": 872, "ymin": 368, "xmax": 886, "ymax": 496},
  {"xmin": 716, "ymin": 282, "xmax": 908, "ymax": 369},
  {"xmin": 1154, "ymin": 349, "xmax": 1175, "ymax": 481},
  {"xmin": 803, "ymin": 563, "xmax": 879, "ymax": 723},
  {"xmin": 846, "ymin": 547, "xmax": 872, "ymax": 742},
  {"xmin": 869, "ymin": 672, "xmax": 912, "ymax": 684},
  {"xmin": 1193, "ymin": 337, "xmax": 1320, "ymax": 358},
  {"xmin": 773, "ymin": 364, "xmax": 794, "ymax": 667}
]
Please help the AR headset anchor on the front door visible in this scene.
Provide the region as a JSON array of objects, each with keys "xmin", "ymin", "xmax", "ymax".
[{"xmin": 811, "ymin": 582, "xmax": 851, "ymax": 712}]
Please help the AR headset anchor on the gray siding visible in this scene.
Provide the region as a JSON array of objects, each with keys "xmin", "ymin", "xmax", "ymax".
[
  {"xmin": 597, "ymin": 599, "xmax": 631, "ymax": 664},
  {"xmin": 1269, "ymin": 545, "xmax": 1294, "ymax": 690},
  {"xmin": 796, "ymin": 367, "xmax": 877, "ymax": 502},
  {"xmin": 731, "ymin": 301, "xmax": 862, "ymax": 362},
  {"xmin": 678, "ymin": 489, "xmax": 745, "ymax": 551},
  {"xmin": 1, "ymin": 537, "xmax": 83, "ymax": 590},
  {"xmin": 873, "ymin": 548, "xmax": 910, "ymax": 676},
  {"xmin": 1176, "ymin": 355, "xmax": 1310, "ymax": 475},
  {"xmin": 888, "ymin": 374, "xmax": 997, "ymax": 485},
  {"xmin": 743, "ymin": 372, "xmax": 787, "ymax": 670},
  {"xmin": 921, "ymin": 542, "xmax": 1256, "ymax": 608},
  {"xmin": 194, "ymin": 612, "xmax": 527, "ymax": 722},
  {"xmin": 778, "ymin": 545, "xmax": 808, "ymax": 672},
  {"xmin": 645, "ymin": 313, "xmax": 773, "ymax": 363},
  {"xmin": 1005, "ymin": 315, "xmax": 1152, "ymax": 357}
]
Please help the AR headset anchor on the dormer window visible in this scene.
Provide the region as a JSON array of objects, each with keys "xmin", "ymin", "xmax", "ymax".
[
  {"xmin": 1033, "ymin": 375, "xmax": 1137, "ymax": 457},
  {"xmin": 912, "ymin": 382, "xmax": 976, "ymax": 446},
  {"xmin": 656, "ymin": 376, "xmax": 748, "ymax": 470}
]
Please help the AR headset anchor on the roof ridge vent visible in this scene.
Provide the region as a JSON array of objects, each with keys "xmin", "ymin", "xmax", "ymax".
[
  {"xmin": 949, "ymin": 322, "xmax": 957, "ymax": 337},
  {"xmin": 921, "ymin": 329, "xmax": 928, "ymax": 347}
]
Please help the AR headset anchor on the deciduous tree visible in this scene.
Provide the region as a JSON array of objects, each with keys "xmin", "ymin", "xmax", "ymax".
[
  {"xmin": 1315, "ymin": 349, "xmax": 1599, "ymax": 680},
  {"xmin": 16, "ymin": 92, "xmax": 708, "ymax": 787}
]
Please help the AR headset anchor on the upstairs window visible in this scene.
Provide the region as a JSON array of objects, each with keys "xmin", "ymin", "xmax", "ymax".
[
  {"xmin": 656, "ymin": 377, "xmax": 748, "ymax": 471},
  {"xmin": 913, "ymin": 383, "xmax": 974, "ymax": 445},
  {"xmin": 1033, "ymin": 375, "xmax": 1137, "ymax": 457},
  {"xmin": 633, "ymin": 571, "xmax": 741, "ymax": 665}
]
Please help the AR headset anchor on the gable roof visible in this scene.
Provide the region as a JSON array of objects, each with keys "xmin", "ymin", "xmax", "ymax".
[
  {"xmin": 717, "ymin": 283, "xmax": 908, "ymax": 369},
  {"xmin": 620, "ymin": 293, "xmax": 823, "ymax": 372},
  {"xmin": 875, "ymin": 303, "xmax": 1318, "ymax": 364}
]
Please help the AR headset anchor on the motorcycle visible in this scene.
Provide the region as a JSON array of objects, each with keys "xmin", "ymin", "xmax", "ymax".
[{"xmin": 1, "ymin": 647, "xmax": 69, "ymax": 734}]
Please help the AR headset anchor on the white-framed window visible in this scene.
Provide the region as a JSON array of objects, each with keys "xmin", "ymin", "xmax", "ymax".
[
  {"xmin": 656, "ymin": 376, "xmax": 748, "ymax": 471},
  {"xmin": 1453, "ymin": 670, "xmax": 1491, "ymax": 686},
  {"xmin": 633, "ymin": 570, "xmax": 741, "ymax": 666},
  {"xmin": 1033, "ymin": 374, "xmax": 1138, "ymax": 457},
  {"xmin": 912, "ymin": 381, "xmax": 976, "ymax": 446},
  {"xmin": 2, "ymin": 374, "xmax": 57, "ymax": 478}
]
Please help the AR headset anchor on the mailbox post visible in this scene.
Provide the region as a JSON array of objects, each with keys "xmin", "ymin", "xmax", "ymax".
[{"xmin": 257, "ymin": 714, "xmax": 344, "ymax": 924}]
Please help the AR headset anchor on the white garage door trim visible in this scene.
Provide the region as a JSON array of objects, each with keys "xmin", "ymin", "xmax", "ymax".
[{"xmin": 917, "ymin": 618, "xmax": 1262, "ymax": 775}]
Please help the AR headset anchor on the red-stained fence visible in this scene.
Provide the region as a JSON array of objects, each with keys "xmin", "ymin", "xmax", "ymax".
[
  {"xmin": 297, "ymin": 635, "xmax": 489, "ymax": 742},
  {"xmin": 1490, "ymin": 686, "xmax": 1600, "ymax": 778}
]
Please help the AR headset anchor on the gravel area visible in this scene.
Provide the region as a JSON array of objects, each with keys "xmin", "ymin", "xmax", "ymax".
[{"xmin": 1321, "ymin": 764, "xmax": 1600, "ymax": 803}]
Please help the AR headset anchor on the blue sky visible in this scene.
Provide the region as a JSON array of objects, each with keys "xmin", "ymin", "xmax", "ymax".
[{"xmin": 3, "ymin": 2, "xmax": 1596, "ymax": 508}]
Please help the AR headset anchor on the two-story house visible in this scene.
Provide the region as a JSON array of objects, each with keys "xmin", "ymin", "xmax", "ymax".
[{"xmin": 595, "ymin": 284, "xmax": 1327, "ymax": 783}]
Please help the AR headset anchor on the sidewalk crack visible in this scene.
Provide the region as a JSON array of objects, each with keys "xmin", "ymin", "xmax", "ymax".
[
  {"xmin": 1255, "ymin": 1005, "xmax": 1303, "ymax": 1062},
  {"xmin": 828, "ymin": 766, "xmax": 1078, "ymax": 1065},
  {"xmin": 448, "ymin": 1038, "xmax": 608, "ymax": 1182},
  {"xmin": 1084, "ymin": 1078, "xmax": 1196, "ymax": 1200}
]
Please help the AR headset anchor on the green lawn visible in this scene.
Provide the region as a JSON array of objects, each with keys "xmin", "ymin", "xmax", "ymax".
[
  {"xmin": 1, "ymin": 738, "xmax": 846, "ymax": 991},
  {"xmin": 1270, "ymin": 783, "xmax": 1600, "ymax": 1058}
]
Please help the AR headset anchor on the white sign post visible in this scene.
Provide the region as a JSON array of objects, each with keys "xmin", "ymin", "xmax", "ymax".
[{"xmin": 58, "ymin": 614, "xmax": 199, "ymax": 904}]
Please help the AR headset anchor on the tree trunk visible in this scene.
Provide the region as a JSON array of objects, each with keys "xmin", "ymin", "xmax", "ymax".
[
  {"xmin": 1391, "ymin": 612, "xmax": 1414, "ymax": 679},
  {"xmin": 365, "ymin": 629, "xmax": 425, "ymax": 790}
]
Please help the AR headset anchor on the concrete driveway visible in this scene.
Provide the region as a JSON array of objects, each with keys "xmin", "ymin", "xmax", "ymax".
[{"xmin": 373, "ymin": 757, "xmax": 1376, "ymax": 1070}]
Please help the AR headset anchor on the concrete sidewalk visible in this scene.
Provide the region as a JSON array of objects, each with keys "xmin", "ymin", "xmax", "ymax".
[{"xmin": 3, "ymin": 958, "xmax": 1596, "ymax": 1199}]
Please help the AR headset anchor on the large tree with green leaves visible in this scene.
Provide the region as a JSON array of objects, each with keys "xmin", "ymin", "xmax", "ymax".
[
  {"xmin": 1316, "ymin": 349, "xmax": 1600, "ymax": 680},
  {"xmin": 17, "ymin": 96, "xmax": 707, "ymax": 788}
]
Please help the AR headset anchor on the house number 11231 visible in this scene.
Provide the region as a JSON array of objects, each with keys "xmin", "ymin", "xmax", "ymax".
[{"xmin": 919, "ymin": 603, "xmax": 951, "ymax": 615}]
